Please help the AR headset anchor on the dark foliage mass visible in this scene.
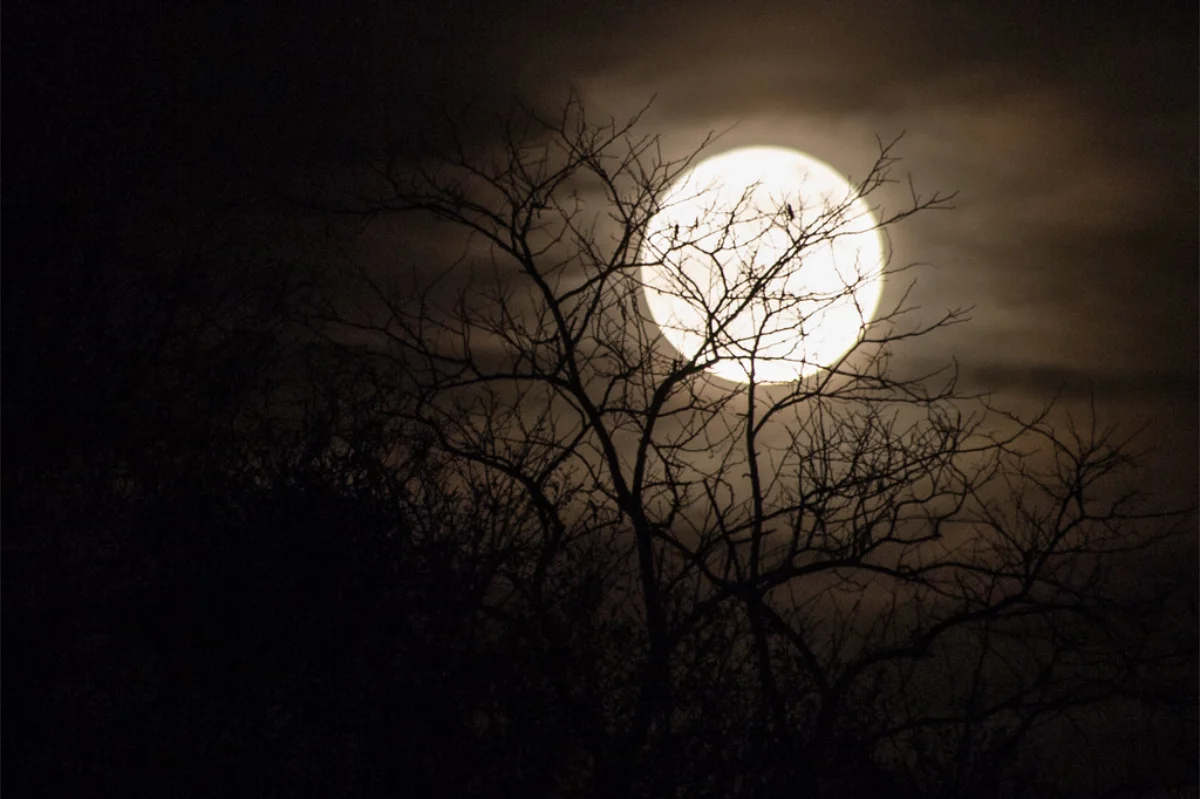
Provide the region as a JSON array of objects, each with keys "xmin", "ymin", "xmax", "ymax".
[
  {"xmin": 4, "ymin": 102, "xmax": 1196, "ymax": 799},
  {"xmin": 4, "ymin": 253, "xmax": 499, "ymax": 796}
]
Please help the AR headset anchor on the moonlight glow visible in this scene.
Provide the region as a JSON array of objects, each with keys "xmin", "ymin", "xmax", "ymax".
[{"xmin": 639, "ymin": 147, "xmax": 886, "ymax": 383}]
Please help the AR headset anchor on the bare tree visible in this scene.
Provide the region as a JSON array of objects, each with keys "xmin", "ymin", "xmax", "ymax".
[{"xmin": 301, "ymin": 95, "xmax": 1195, "ymax": 798}]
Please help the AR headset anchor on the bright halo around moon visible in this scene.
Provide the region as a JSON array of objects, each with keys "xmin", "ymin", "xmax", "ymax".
[{"xmin": 639, "ymin": 147, "xmax": 886, "ymax": 383}]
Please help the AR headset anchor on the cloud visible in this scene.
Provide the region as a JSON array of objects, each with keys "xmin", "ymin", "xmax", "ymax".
[{"xmin": 964, "ymin": 362, "xmax": 1199, "ymax": 403}]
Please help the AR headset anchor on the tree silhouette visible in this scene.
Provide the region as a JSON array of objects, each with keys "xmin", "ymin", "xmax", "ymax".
[
  {"xmin": 4, "ymin": 96, "xmax": 1194, "ymax": 798},
  {"xmin": 298, "ymin": 95, "xmax": 1196, "ymax": 798}
]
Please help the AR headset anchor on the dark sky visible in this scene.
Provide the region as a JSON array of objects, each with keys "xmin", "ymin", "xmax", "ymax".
[{"xmin": 6, "ymin": 0, "xmax": 1197, "ymax": 501}]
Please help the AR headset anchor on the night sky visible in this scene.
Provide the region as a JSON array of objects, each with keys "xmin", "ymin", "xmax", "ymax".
[
  {"xmin": 4, "ymin": 1, "xmax": 1197, "ymax": 796},
  {"xmin": 9, "ymin": 0, "xmax": 1196, "ymax": 494}
]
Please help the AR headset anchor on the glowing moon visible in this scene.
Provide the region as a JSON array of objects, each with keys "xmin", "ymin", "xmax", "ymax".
[{"xmin": 639, "ymin": 147, "xmax": 885, "ymax": 383}]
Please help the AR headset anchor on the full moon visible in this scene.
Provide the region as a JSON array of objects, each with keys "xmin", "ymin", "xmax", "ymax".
[{"xmin": 639, "ymin": 147, "xmax": 886, "ymax": 383}]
